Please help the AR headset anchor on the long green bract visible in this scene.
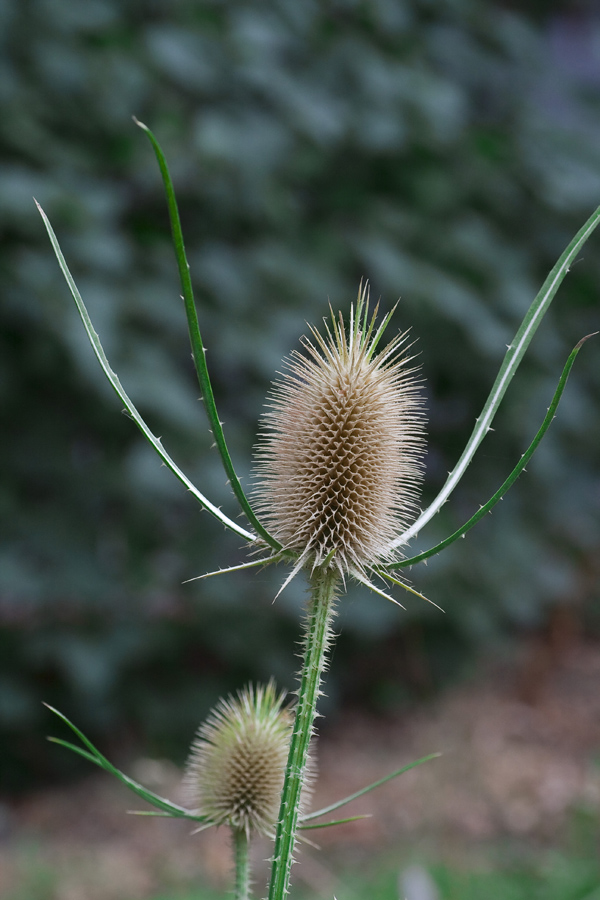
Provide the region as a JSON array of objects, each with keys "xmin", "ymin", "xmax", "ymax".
[
  {"xmin": 390, "ymin": 335, "xmax": 595, "ymax": 569},
  {"xmin": 45, "ymin": 705, "xmax": 207, "ymax": 821},
  {"xmin": 134, "ymin": 118, "xmax": 281, "ymax": 552},
  {"xmin": 301, "ymin": 752, "xmax": 440, "ymax": 823},
  {"xmin": 36, "ymin": 201, "xmax": 254, "ymax": 543},
  {"xmin": 300, "ymin": 815, "xmax": 370, "ymax": 830},
  {"xmin": 390, "ymin": 204, "xmax": 600, "ymax": 550}
]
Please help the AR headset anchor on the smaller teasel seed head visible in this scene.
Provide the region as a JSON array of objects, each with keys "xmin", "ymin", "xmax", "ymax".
[
  {"xmin": 183, "ymin": 681, "xmax": 298, "ymax": 838},
  {"xmin": 253, "ymin": 284, "xmax": 426, "ymax": 578}
]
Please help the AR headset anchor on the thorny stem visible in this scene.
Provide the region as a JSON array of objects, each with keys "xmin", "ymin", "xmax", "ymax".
[
  {"xmin": 233, "ymin": 828, "xmax": 251, "ymax": 900},
  {"xmin": 267, "ymin": 568, "xmax": 338, "ymax": 900}
]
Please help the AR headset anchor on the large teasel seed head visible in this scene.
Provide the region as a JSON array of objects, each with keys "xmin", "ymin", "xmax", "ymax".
[
  {"xmin": 183, "ymin": 681, "xmax": 299, "ymax": 838},
  {"xmin": 253, "ymin": 285, "xmax": 426, "ymax": 578}
]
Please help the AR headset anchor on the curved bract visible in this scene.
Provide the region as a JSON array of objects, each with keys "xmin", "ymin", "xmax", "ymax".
[
  {"xmin": 391, "ymin": 332, "xmax": 598, "ymax": 571},
  {"xmin": 390, "ymin": 204, "xmax": 600, "ymax": 552},
  {"xmin": 36, "ymin": 200, "xmax": 256, "ymax": 544},
  {"xmin": 133, "ymin": 119, "xmax": 281, "ymax": 552}
]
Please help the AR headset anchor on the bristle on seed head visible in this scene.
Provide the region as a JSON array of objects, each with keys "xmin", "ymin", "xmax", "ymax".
[{"xmin": 253, "ymin": 284, "xmax": 426, "ymax": 576}]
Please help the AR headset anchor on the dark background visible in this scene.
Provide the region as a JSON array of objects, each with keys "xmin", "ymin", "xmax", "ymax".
[{"xmin": 1, "ymin": 0, "xmax": 599, "ymax": 793}]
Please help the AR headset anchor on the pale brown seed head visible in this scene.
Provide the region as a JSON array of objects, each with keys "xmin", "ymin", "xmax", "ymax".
[
  {"xmin": 253, "ymin": 288, "xmax": 426, "ymax": 576},
  {"xmin": 183, "ymin": 681, "xmax": 300, "ymax": 838}
]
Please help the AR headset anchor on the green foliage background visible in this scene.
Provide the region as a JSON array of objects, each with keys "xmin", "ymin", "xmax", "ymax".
[{"xmin": 1, "ymin": 0, "xmax": 599, "ymax": 789}]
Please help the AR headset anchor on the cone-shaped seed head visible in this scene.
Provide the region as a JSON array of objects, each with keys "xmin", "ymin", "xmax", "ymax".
[
  {"xmin": 253, "ymin": 287, "xmax": 426, "ymax": 576},
  {"xmin": 183, "ymin": 681, "xmax": 296, "ymax": 838}
]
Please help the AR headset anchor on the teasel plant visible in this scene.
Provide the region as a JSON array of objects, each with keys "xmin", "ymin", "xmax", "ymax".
[{"xmin": 39, "ymin": 120, "xmax": 598, "ymax": 900}]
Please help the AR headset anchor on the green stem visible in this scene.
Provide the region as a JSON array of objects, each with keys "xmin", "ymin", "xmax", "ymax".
[
  {"xmin": 233, "ymin": 828, "xmax": 251, "ymax": 900},
  {"xmin": 268, "ymin": 568, "xmax": 338, "ymax": 900}
]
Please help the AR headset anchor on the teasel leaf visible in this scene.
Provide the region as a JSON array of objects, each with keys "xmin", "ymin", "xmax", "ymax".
[
  {"xmin": 299, "ymin": 814, "xmax": 371, "ymax": 831},
  {"xmin": 301, "ymin": 752, "xmax": 440, "ymax": 825},
  {"xmin": 133, "ymin": 118, "xmax": 280, "ymax": 551},
  {"xmin": 45, "ymin": 705, "xmax": 207, "ymax": 822},
  {"xmin": 390, "ymin": 333, "xmax": 598, "ymax": 570},
  {"xmin": 36, "ymin": 201, "xmax": 254, "ymax": 543},
  {"xmin": 391, "ymin": 203, "xmax": 600, "ymax": 551}
]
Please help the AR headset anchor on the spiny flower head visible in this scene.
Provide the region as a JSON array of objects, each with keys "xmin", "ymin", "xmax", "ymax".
[
  {"xmin": 183, "ymin": 681, "xmax": 298, "ymax": 838},
  {"xmin": 253, "ymin": 285, "xmax": 426, "ymax": 580}
]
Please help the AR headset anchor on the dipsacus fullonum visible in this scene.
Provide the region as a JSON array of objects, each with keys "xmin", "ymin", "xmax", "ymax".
[{"xmin": 253, "ymin": 286, "xmax": 426, "ymax": 591}]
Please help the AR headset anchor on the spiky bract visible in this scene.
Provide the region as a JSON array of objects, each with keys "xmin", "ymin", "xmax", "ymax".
[
  {"xmin": 253, "ymin": 286, "xmax": 426, "ymax": 579},
  {"xmin": 183, "ymin": 681, "xmax": 294, "ymax": 838}
]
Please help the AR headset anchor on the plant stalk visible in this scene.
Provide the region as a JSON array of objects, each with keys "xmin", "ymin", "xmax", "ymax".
[
  {"xmin": 268, "ymin": 567, "xmax": 338, "ymax": 900},
  {"xmin": 233, "ymin": 828, "xmax": 251, "ymax": 900}
]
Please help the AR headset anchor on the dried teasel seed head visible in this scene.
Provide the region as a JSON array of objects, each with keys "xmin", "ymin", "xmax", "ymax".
[
  {"xmin": 183, "ymin": 681, "xmax": 305, "ymax": 838},
  {"xmin": 253, "ymin": 285, "xmax": 426, "ymax": 578}
]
